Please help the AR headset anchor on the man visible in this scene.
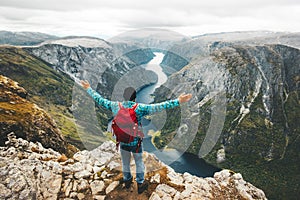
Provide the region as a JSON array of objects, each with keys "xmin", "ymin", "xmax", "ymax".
[{"xmin": 80, "ymin": 80, "xmax": 192, "ymax": 194}]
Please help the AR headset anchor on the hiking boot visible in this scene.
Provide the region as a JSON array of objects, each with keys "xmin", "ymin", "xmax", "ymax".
[
  {"xmin": 124, "ymin": 177, "xmax": 133, "ymax": 189},
  {"xmin": 137, "ymin": 181, "xmax": 148, "ymax": 194}
]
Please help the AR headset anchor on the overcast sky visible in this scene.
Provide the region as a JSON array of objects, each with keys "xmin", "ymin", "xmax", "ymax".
[{"xmin": 0, "ymin": 0, "xmax": 299, "ymax": 39}]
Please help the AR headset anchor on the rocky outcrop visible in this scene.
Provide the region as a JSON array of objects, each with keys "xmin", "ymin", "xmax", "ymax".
[
  {"xmin": 0, "ymin": 133, "xmax": 267, "ymax": 200},
  {"xmin": 0, "ymin": 75, "xmax": 76, "ymax": 156},
  {"xmin": 153, "ymin": 42, "xmax": 300, "ymax": 199}
]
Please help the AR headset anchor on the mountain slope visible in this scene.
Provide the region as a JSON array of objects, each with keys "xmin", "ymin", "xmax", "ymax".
[
  {"xmin": 0, "ymin": 46, "xmax": 90, "ymax": 149},
  {"xmin": 153, "ymin": 43, "xmax": 300, "ymax": 199},
  {"xmin": 0, "ymin": 75, "xmax": 76, "ymax": 156}
]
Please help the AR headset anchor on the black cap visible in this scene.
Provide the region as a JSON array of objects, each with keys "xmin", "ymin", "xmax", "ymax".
[{"xmin": 123, "ymin": 87, "xmax": 136, "ymax": 101}]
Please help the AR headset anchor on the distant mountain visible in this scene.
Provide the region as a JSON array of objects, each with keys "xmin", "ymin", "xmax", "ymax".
[
  {"xmin": 191, "ymin": 31, "xmax": 300, "ymax": 48},
  {"xmin": 0, "ymin": 30, "xmax": 59, "ymax": 46},
  {"xmin": 39, "ymin": 36, "xmax": 112, "ymax": 48},
  {"xmin": 160, "ymin": 31, "xmax": 300, "ymax": 74},
  {"xmin": 109, "ymin": 28, "xmax": 190, "ymax": 51}
]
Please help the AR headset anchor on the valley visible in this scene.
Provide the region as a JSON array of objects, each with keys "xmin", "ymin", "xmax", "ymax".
[{"xmin": 0, "ymin": 30, "xmax": 299, "ymax": 199}]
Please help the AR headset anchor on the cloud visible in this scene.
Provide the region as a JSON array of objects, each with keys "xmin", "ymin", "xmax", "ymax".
[
  {"xmin": 0, "ymin": 0, "xmax": 299, "ymax": 38},
  {"xmin": 1, "ymin": 0, "xmax": 299, "ymax": 11}
]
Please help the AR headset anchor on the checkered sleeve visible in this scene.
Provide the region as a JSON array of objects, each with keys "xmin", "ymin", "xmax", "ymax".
[
  {"xmin": 86, "ymin": 87, "xmax": 118, "ymax": 112},
  {"xmin": 136, "ymin": 99, "xmax": 180, "ymax": 116}
]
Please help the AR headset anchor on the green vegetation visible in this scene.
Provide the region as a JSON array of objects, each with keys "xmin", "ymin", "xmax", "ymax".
[
  {"xmin": 0, "ymin": 47, "xmax": 110, "ymax": 150},
  {"xmin": 152, "ymin": 87, "xmax": 299, "ymax": 199}
]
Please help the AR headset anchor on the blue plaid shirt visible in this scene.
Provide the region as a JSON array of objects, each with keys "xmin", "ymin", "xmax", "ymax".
[{"xmin": 86, "ymin": 87, "xmax": 180, "ymax": 146}]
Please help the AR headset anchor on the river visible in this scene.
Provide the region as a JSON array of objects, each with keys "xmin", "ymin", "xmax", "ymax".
[{"xmin": 136, "ymin": 52, "xmax": 220, "ymax": 177}]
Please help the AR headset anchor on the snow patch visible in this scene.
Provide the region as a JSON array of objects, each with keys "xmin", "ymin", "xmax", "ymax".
[{"xmin": 254, "ymin": 57, "xmax": 271, "ymax": 117}]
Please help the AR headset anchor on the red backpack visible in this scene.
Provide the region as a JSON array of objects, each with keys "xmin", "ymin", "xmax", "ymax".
[{"xmin": 112, "ymin": 103, "xmax": 144, "ymax": 151}]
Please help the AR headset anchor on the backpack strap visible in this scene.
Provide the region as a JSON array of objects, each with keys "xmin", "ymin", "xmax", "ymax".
[
  {"xmin": 136, "ymin": 138, "xmax": 143, "ymax": 153},
  {"xmin": 118, "ymin": 102, "xmax": 137, "ymax": 110},
  {"xmin": 132, "ymin": 103, "xmax": 138, "ymax": 111},
  {"xmin": 118, "ymin": 102, "xmax": 123, "ymax": 109}
]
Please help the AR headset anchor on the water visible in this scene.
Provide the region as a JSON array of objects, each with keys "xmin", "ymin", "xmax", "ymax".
[
  {"xmin": 137, "ymin": 52, "xmax": 220, "ymax": 177},
  {"xmin": 136, "ymin": 53, "xmax": 167, "ymax": 103}
]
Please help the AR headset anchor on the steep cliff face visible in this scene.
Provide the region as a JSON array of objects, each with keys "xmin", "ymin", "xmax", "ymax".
[
  {"xmin": 0, "ymin": 46, "xmax": 88, "ymax": 148},
  {"xmin": 0, "ymin": 133, "xmax": 267, "ymax": 200},
  {"xmin": 153, "ymin": 43, "xmax": 300, "ymax": 199},
  {"xmin": 25, "ymin": 37, "xmax": 155, "ymax": 97},
  {"xmin": 0, "ymin": 75, "xmax": 76, "ymax": 156}
]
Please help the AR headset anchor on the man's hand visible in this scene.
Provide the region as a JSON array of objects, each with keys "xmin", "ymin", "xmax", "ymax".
[
  {"xmin": 178, "ymin": 93, "xmax": 192, "ymax": 103},
  {"xmin": 80, "ymin": 80, "xmax": 90, "ymax": 90}
]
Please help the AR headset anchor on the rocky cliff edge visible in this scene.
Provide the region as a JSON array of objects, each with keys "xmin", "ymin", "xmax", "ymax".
[{"xmin": 0, "ymin": 133, "xmax": 267, "ymax": 200}]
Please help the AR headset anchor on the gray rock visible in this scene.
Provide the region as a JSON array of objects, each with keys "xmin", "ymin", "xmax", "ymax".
[
  {"xmin": 70, "ymin": 192, "xmax": 77, "ymax": 198},
  {"xmin": 149, "ymin": 192, "xmax": 161, "ymax": 200},
  {"xmin": 72, "ymin": 162, "xmax": 84, "ymax": 172},
  {"xmin": 93, "ymin": 195, "xmax": 106, "ymax": 200},
  {"xmin": 214, "ymin": 170, "xmax": 231, "ymax": 187},
  {"xmin": 167, "ymin": 171, "xmax": 183, "ymax": 185},
  {"xmin": 63, "ymin": 179, "xmax": 72, "ymax": 197},
  {"xmin": 107, "ymin": 160, "xmax": 120, "ymax": 170},
  {"xmin": 0, "ymin": 183, "xmax": 12, "ymax": 199},
  {"xmin": 74, "ymin": 170, "xmax": 92, "ymax": 179},
  {"xmin": 73, "ymin": 150, "xmax": 90, "ymax": 161},
  {"xmin": 97, "ymin": 141, "xmax": 116, "ymax": 152},
  {"xmin": 93, "ymin": 166, "xmax": 104, "ymax": 174},
  {"xmin": 181, "ymin": 184, "xmax": 193, "ymax": 199},
  {"xmin": 19, "ymin": 189, "xmax": 31, "ymax": 200},
  {"xmin": 94, "ymin": 173, "xmax": 100, "ymax": 180},
  {"xmin": 72, "ymin": 180, "xmax": 78, "ymax": 192},
  {"xmin": 0, "ymin": 134, "xmax": 268, "ymax": 200},
  {"xmin": 150, "ymin": 173, "xmax": 161, "ymax": 183},
  {"xmin": 77, "ymin": 179, "xmax": 89, "ymax": 192},
  {"xmin": 192, "ymin": 178, "xmax": 211, "ymax": 192},
  {"xmin": 155, "ymin": 184, "xmax": 177, "ymax": 197},
  {"xmin": 162, "ymin": 193, "xmax": 172, "ymax": 200},
  {"xmin": 90, "ymin": 180, "xmax": 105, "ymax": 195},
  {"xmin": 47, "ymin": 160, "xmax": 63, "ymax": 174},
  {"xmin": 183, "ymin": 172, "xmax": 194, "ymax": 184},
  {"xmin": 48, "ymin": 174, "xmax": 62, "ymax": 194},
  {"xmin": 105, "ymin": 181, "xmax": 119, "ymax": 194},
  {"xmin": 85, "ymin": 164, "xmax": 93, "ymax": 173},
  {"xmin": 173, "ymin": 192, "xmax": 181, "ymax": 200},
  {"xmin": 101, "ymin": 170, "xmax": 108, "ymax": 178},
  {"xmin": 93, "ymin": 152, "xmax": 115, "ymax": 166},
  {"xmin": 8, "ymin": 174, "xmax": 26, "ymax": 193}
]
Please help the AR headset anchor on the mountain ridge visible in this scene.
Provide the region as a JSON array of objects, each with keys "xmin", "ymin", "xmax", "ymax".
[
  {"xmin": 153, "ymin": 42, "xmax": 300, "ymax": 199},
  {"xmin": 0, "ymin": 30, "xmax": 58, "ymax": 46}
]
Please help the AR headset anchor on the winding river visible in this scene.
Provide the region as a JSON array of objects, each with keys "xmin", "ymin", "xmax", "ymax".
[{"xmin": 137, "ymin": 52, "xmax": 220, "ymax": 177}]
